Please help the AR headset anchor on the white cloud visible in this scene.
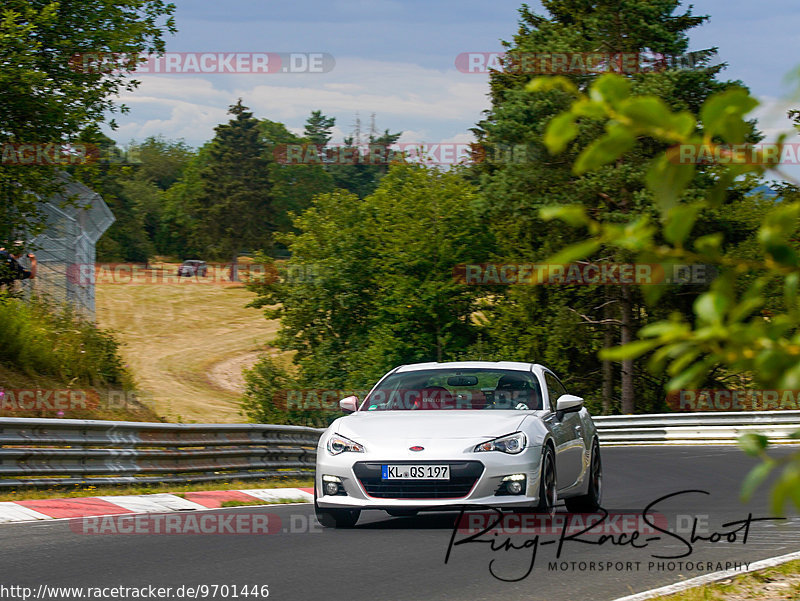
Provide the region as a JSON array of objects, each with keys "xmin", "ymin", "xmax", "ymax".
[
  {"xmin": 103, "ymin": 57, "xmax": 491, "ymax": 148},
  {"xmin": 751, "ymin": 95, "xmax": 800, "ymax": 142}
]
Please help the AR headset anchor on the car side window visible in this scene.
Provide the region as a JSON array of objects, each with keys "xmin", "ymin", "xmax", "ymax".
[{"xmin": 544, "ymin": 372, "xmax": 567, "ymax": 409}]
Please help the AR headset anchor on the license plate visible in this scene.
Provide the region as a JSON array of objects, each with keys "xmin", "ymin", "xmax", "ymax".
[{"xmin": 381, "ymin": 465, "xmax": 450, "ymax": 480}]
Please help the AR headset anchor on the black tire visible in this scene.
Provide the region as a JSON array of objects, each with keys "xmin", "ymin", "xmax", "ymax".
[
  {"xmin": 386, "ymin": 509, "xmax": 418, "ymax": 517},
  {"xmin": 314, "ymin": 484, "xmax": 360, "ymax": 528},
  {"xmin": 565, "ymin": 439, "xmax": 602, "ymax": 513},
  {"xmin": 533, "ymin": 445, "xmax": 557, "ymax": 516}
]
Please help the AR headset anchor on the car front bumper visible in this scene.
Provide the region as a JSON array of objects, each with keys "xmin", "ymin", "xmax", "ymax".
[{"xmin": 315, "ymin": 444, "xmax": 545, "ymax": 510}]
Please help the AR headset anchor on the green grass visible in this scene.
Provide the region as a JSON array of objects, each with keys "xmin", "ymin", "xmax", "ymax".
[
  {"xmin": 650, "ymin": 559, "xmax": 800, "ymax": 601},
  {"xmin": 0, "ymin": 293, "xmax": 129, "ymax": 387}
]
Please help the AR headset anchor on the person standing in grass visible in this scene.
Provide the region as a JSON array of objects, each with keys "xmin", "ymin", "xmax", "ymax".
[{"xmin": 0, "ymin": 241, "xmax": 37, "ymax": 289}]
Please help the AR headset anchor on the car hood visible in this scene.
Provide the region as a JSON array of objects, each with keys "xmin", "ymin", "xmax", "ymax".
[{"xmin": 334, "ymin": 410, "xmax": 535, "ymax": 441}]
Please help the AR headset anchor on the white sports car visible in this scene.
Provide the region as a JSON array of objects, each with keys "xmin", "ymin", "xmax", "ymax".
[{"xmin": 314, "ymin": 361, "xmax": 601, "ymax": 528}]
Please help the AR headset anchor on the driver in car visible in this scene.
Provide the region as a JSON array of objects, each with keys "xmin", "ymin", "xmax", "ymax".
[{"xmin": 489, "ymin": 374, "xmax": 539, "ymax": 410}]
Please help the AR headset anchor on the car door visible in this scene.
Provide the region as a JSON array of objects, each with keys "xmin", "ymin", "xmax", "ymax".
[{"xmin": 542, "ymin": 371, "xmax": 584, "ymax": 490}]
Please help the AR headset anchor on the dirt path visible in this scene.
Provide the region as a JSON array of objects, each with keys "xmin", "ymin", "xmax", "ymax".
[
  {"xmin": 95, "ymin": 276, "xmax": 280, "ymax": 423},
  {"xmin": 206, "ymin": 351, "xmax": 264, "ymax": 395}
]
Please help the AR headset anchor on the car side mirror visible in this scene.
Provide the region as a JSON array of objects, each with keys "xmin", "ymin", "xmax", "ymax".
[
  {"xmin": 339, "ymin": 396, "xmax": 359, "ymax": 413},
  {"xmin": 555, "ymin": 394, "xmax": 583, "ymax": 413}
]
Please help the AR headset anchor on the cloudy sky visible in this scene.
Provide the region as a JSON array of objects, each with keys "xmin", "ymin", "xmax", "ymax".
[{"xmin": 106, "ymin": 0, "xmax": 800, "ymax": 166}]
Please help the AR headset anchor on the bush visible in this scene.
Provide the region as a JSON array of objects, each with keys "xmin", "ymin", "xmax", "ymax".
[{"xmin": 0, "ymin": 292, "xmax": 130, "ymax": 387}]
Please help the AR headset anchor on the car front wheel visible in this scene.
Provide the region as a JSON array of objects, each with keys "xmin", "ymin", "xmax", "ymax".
[
  {"xmin": 532, "ymin": 445, "xmax": 557, "ymax": 516},
  {"xmin": 314, "ymin": 486, "xmax": 360, "ymax": 528},
  {"xmin": 565, "ymin": 439, "xmax": 602, "ymax": 513}
]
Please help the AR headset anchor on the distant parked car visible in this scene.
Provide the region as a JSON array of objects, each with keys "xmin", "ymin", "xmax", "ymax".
[{"xmin": 177, "ymin": 260, "xmax": 207, "ymax": 277}]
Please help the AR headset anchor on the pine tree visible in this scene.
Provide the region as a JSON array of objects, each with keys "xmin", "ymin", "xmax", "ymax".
[
  {"xmin": 303, "ymin": 110, "xmax": 336, "ymax": 147},
  {"xmin": 472, "ymin": 1, "xmax": 757, "ymax": 413},
  {"xmin": 197, "ymin": 99, "xmax": 274, "ymax": 280}
]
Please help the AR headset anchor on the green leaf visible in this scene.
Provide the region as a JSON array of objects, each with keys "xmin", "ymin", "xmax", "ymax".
[
  {"xmin": 641, "ymin": 283, "xmax": 667, "ymax": 306},
  {"xmin": 571, "ymin": 99, "xmax": 607, "ymax": 119},
  {"xmin": 574, "ymin": 124, "xmax": 635, "ymax": 174},
  {"xmin": 770, "ymin": 471, "xmax": 795, "ymax": 516},
  {"xmin": 740, "ymin": 461, "xmax": 774, "ymax": 501},
  {"xmin": 670, "ymin": 112, "xmax": 697, "ymax": 138},
  {"xmin": 639, "ymin": 320, "xmax": 688, "ymax": 338},
  {"xmin": 759, "ymin": 226, "xmax": 800, "ymax": 267},
  {"xmin": 663, "ymin": 204, "xmax": 700, "ymax": 245},
  {"xmin": 646, "ymin": 155, "xmax": 696, "ymax": 212},
  {"xmin": 599, "ymin": 339, "xmax": 660, "ymax": 361},
  {"xmin": 618, "ymin": 97, "xmax": 672, "ymax": 131},
  {"xmin": 589, "ymin": 73, "xmax": 631, "ymax": 105},
  {"xmin": 539, "ymin": 205, "xmax": 589, "ymax": 226},
  {"xmin": 729, "ymin": 294, "xmax": 765, "ymax": 323},
  {"xmin": 547, "ymin": 239, "xmax": 601, "ymax": 264},
  {"xmin": 526, "ymin": 76, "xmax": 580, "ymax": 96},
  {"xmin": 694, "ymin": 291, "xmax": 730, "ymax": 325},
  {"xmin": 707, "ymin": 170, "xmax": 735, "ymax": 208},
  {"xmin": 785, "ymin": 273, "xmax": 799, "ymax": 311},
  {"xmin": 665, "ymin": 358, "xmax": 715, "ymax": 391},
  {"xmin": 544, "ymin": 112, "xmax": 579, "ymax": 154},
  {"xmin": 694, "ymin": 232, "xmax": 724, "ymax": 257},
  {"xmin": 666, "ymin": 348, "xmax": 704, "ymax": 377},
  {"xmin": 700, "ymin": 88, "xmax": 759, "ymax": 144},
  {"xmin": 739, "ymin": 432, "xmax": 769, "ymax": 456}
]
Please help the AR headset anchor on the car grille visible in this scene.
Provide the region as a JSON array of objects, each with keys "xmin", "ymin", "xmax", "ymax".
[{"xmin": 353, "ymin": 461, "xmax": 484, "ymax": 499}]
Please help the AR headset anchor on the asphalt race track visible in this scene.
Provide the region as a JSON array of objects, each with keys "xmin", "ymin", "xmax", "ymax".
[{"xmin": 3, "ymin": 446, "xmax": 800, "ymax": 601}]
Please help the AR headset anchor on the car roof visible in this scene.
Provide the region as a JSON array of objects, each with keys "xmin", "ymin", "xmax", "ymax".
[{"xmin": 394, "ymin": 361, "xmax": 542, "ymax": 373}]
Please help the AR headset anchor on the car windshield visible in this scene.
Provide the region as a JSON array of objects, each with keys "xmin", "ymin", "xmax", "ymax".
[{"xmin": 361, "ymin": 368, "xmax": 543, "ymax": 411}]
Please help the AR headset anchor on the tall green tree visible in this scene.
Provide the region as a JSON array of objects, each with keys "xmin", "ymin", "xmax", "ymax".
[
  {"xmin": 303, "ymin": 110, "xmax": 336, "ymax": 147},
  {"xmin": 67, "ymin": 128, "xmax": 153, "ymax": 262},
  {"xmin": 0, "ymin": 0, "xmax": 175, "ymax": 245},
  {"xmin": 260, "ymin": 119, "xmax": 334, "ymax": 240},
  {"xmin": 531, "ymin": 71, "xmax": 800, "ymax": 512},
  {"xmin": 243, "ymin": 165, "xmax": 488, "ymax": 422},
  {"xmin": 196, "ymin": 100, "xmax": 274, "ymax": 276},
  {"xmin": 471, "ymin": 0, "xmax": 757, "ymax": 413},
  {"xmin": 330, "ymin": 128, "xmax": 403, "ymax": 198}
]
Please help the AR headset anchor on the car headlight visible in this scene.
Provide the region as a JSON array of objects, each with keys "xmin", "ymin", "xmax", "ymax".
[
  {"xmin": 474, "ymin": 432, "xmax": 526, "ymax": 454},
  {"xmin": 326, "ymin": 434, "xmax": 365, "ymax": 455}
]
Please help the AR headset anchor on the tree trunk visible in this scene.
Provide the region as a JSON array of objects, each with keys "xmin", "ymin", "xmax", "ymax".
[
  {"xmin": 230, "ymin": 250, "xmax": 239, "ymax": 282},
  {"xmin": 620, "ymin": 285, "xmax": 635, "ymax": 414},
  {"xmin": 602, "ymin": 288, "xmax": 614, "ymax": 415}
]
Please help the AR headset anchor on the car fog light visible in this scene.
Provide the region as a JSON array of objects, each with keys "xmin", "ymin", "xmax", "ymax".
[
  {"xmin": 507, "ymin": 481, "xmax": 523, "ymax": 495},
  {"xmin": 324, "ymin": 481, "xmax": 340, "ymax": 496}
]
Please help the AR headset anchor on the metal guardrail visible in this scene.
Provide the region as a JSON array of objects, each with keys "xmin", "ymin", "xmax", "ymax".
[
  {"xmin": 0, "ymin": 418, "xmax": 324, "ymax": 488},
  {"xmin": 0, "ymin": 412, "xmax": 798, "ymax": 488},
  {"xmin": 594, "ymin": 411, "xmax": 800, "ymax": 444}
]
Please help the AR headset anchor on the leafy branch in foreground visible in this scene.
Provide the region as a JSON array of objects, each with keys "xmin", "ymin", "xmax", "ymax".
[{"xmin": 530, "ymin": 72, "xmax": 800, "ymax": 512}]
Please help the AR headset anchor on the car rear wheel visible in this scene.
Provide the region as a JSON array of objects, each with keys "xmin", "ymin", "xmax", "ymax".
[
  {"xmin": 314, "ymin": 485, "xmax": 360, "ymax": 528},
  {"xmin": 565, "ymin": 439, "xmax": 602, "ymax": 513}
]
